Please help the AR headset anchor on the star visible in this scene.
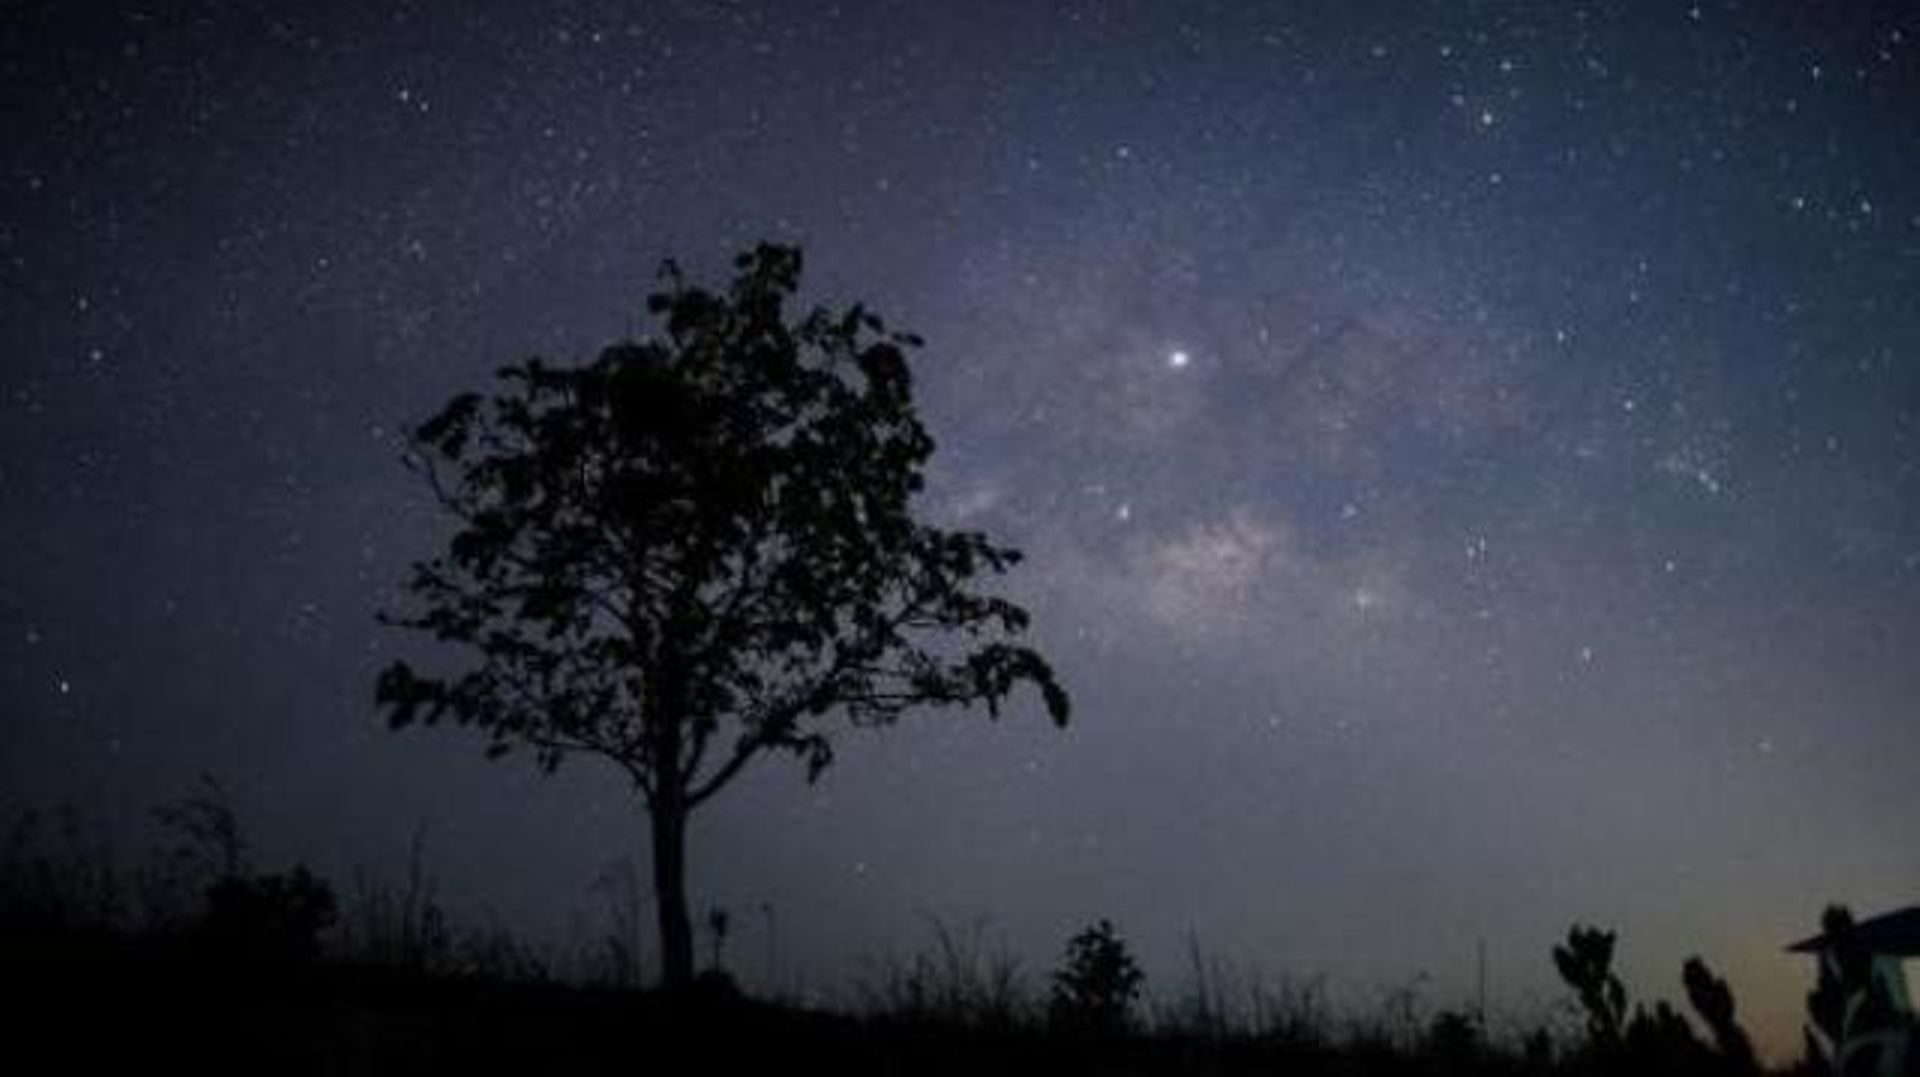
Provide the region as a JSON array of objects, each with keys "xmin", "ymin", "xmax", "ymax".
[{"xmin": 5, "ymin": 6, "xmax": 1914, "ymax": 1062}]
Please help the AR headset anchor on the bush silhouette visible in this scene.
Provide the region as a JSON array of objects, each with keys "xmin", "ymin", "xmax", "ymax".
[
  {"xmin": 200, "ymin": 864, "xmax": 337, "ymax": 967},
  {"xmin": 1048, "ymin": 919, "xmax": 1144, "ymax": 1036},
  {"xmin": 1426, "ymin": 1009, "xmax": 1482, "ymax": 1071}
]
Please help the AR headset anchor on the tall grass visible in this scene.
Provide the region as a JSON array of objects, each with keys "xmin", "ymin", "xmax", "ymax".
[
  {"xmin": 852, "ymin": 914, "xmax": 1031, "ymax": 1031},
  {"xmin": 1148, "ymin": 931, "xmax": 1335, "ymax": 1048}
]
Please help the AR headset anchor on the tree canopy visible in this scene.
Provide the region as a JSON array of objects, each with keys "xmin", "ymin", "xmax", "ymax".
[{"xmin": 375, "ymin": 243, "xmax": 1069, "ymax": 985}]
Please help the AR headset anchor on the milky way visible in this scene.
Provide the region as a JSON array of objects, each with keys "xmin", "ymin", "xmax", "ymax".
[{"xmin": 4, "ymin": 2, "xmax": 1917, "ymax": 1057}]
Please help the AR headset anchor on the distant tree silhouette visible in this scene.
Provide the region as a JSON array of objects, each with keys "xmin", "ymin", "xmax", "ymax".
[
  {"xmin": 1048, "ymin": 919, "xmax": 1144, "ymax": 1036},
  {"xmin": 376, "ymin": 244, "xmax": 1070, "ymax": 989}
]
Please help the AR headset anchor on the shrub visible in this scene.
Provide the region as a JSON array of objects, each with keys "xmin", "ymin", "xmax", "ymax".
[
  {"xmin": 201, "ymin": 865, "xmax": 337, "ymax": 966},
  {"xmin": 1048, "ymin": 919, "xmax": 1144, "ymax": 1036}
]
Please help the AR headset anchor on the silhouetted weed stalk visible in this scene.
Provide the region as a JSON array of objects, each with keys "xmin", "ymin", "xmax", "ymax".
[
  {"xmin": 584, "ymin": 854, "xmax": 650, "ymax": 988},
  {"xmin": 1146, "ymin": 931, "xmax": 1333, "ymax": 1047},
  {"xmin": 339, "ymin": 825, "xmax": 450, "ymax": 973},
  {"xmin": 853, "ymin": 914, "xmax": 1030, "ymax": 1030}
]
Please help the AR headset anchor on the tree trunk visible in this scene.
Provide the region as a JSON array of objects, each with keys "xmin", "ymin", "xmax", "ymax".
[{"xmin": 650, "ymin": 796, "xmax": 695, "ymax": 990}]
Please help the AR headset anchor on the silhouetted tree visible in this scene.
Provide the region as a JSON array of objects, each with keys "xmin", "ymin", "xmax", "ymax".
[
  {"xmin": 1048, "ymin": 919, "xmax": 1144, "ymax": 1036},
  {"xmin": 376, "ymin": 244, "xmax": 1070, "ymax": 989}
]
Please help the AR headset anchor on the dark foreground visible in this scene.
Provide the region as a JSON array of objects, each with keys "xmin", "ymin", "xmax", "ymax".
[{"xmin": 16, "ymin": 932, "xmax": 1763, "ymax": 1077}]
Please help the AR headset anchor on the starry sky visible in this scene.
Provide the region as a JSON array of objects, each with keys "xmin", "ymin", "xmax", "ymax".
[{"xmin": 4, "ymin": 0, "xmax": 1917, "ymax": 1058}]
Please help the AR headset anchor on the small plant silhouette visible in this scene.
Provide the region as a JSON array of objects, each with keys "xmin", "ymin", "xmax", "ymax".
[
  {"xmin": 707, "ymin": 904, "xmax": 731, "ymax": 972},
  {"xmin": 1427, "ymin": 1008, "xmax": 1482, "ymax": 1068},
  {"xmin": 1049, "ymin": 918, "xmax": 1144, "ymax": 1036},
  {"xmin": 1683, "ymin": 955, "xmax": 1758, "ymax": 1075},
  {"xmin": 1553, "ymin": 924, "xmax": 1629, "ymax": 1050},
  {"xmin": 1623, "ymin": 1000, "xmax": 1711, "ymax": 1076}
]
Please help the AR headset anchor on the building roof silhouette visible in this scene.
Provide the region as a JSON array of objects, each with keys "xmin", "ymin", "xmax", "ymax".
[{"xmin": 1789, "ymin": 906, "xmax": 1920, "ymax": 957}]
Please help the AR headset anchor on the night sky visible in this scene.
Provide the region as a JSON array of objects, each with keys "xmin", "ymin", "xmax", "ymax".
[{"xmin": 4, "ymin": 1, "xmax": 1917, "ymax": 1058}]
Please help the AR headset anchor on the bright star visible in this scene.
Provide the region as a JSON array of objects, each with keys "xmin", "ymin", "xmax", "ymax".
[{"xmin": 1167, "ymin": 349, "xmax": 1191, "ymax": 369}]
